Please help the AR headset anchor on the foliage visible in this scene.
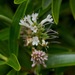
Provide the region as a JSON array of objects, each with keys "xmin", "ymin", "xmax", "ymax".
[{"xmin": 0, "ymin": 0, "xmax": 75, "ymax": 75}]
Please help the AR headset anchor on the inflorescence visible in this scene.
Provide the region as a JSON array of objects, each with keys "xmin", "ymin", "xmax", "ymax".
[{"xmin": 19, "ymin": 13, "xmax": 57, "ymax": 67}]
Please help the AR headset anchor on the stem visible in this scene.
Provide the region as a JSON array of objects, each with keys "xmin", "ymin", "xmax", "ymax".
[
  {"xmin": 0, "ymin": 15, "xmax": 12, "ymax": 24},
  {"xmin": 35, "ymin": 70, "xmax": 40, "ymax": 75},
  {"xmin": 34, "ymin": 65, "xmax": 41, "ymax": 75},
  {"xmin": 0, "ymin": 54, "xmax": 8, "ymax": 61}
]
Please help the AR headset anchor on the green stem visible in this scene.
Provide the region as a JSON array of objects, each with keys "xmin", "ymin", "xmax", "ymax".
[
  {"xmin": 0, "ymin": 15, "xmax": 12, "ymax": 24},
  {"xmin": 34, "ymin": 65, "xmax": 41, "ymax": 75},
  {"xmin": 0, "ymin": 54, "xmax": 8, "ymax": 61},
  {"xmin": 35, "ymin": 70, "xmax": 40, "ymax": 75}
]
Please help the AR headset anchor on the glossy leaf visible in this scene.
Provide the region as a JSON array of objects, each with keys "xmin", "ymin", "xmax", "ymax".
[
  {"xmin": 47, "ymin": 54, "xmax": 75, "ymax": 68},
  {"xmin": 70, "ymin": 0, "xmax": 75, "ymax": 19},
  {"xmin": 42, "ymin": 0, "xmax": 52, "ymax": 9},
  {"xmin": 9, "ymin": 0, "xmax": 29, "ymax": 56},
  {"xmin": 52, "ymin": 0, "xmax": 62, "ymax": 24},
  {"xmin": 14, "ymin": 0, "xmax": 27, "ymax": 4},
  {"xmin": 6, "ymin": 54, "xmax": 21, "ymax": 71}
]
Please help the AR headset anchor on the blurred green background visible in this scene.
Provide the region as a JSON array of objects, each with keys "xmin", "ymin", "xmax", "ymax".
[{"xmin": 0, "ymin": 0, "xmax": 75, "ymax": 75}]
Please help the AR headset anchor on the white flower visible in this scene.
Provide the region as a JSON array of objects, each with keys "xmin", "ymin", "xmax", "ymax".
[
  {"xmin": 19, "ymin": 15, "xmax": 33, "ymax": 29},
  {"xmin": 40, "ymin": 14, "xmax": 53, "ymax": 25},
  {"xmin": 19, "ymin": 13, "xmax": 54, "ymax": 47},
  {"xmin": 31, "ymin": 48, "xmax": 48, "ymax": 67},
  {"xmin": 25, "ymin": 15, "xmax": 33, "ymax": 25},
  {"xmin": 19, "ymin": 13, "xmax": 53, "ymax": 34},
  {"xmin": 42, "ymin": 39, "xmax": 48, "ymax": 46},
  {"xmin": 32, "ymin": 36, "xmax": 39, "ymax": 46},
  {"xmin": 19, "ymin": 19, "xmax": 31, "ymax": 28},
  {"xmin": 32, "ymin": 13, "xmax": 38, "ymax": 23},
  {"xmin": 30, "ymin": 26, "xmax": 38, "ymax": 33},
  {"xmin": 19, "ymin": 19, "xmax": 25, "ymax": 25},
  {"xmin": 19, "ymin": 13, "xmax": 38, "ymax": 33}
]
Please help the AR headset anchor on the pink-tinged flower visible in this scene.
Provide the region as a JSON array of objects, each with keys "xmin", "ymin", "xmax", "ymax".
[
  {"xmin": 26, "ymin": 37, "xmax": 32, "ymax": 46},
  {"xmin": 31, "ymin": 48, "xmax": 48, "ymax": 67}
]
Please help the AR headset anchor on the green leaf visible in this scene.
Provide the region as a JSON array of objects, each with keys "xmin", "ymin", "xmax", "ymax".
[
  {"xmin": 48, "ymin": 45, "xmax": 70, "ymax": 54},
  {"xmin": 19, "ymin": 72, "xmax": 28, "ymax": 75},
  {"xmin": 26, "ymin": 0, "xmax": 42, "ymax": 16},
  {"xmin": 0, "ymin": 61, "xmax": 5, "ymax": 65},
  {"xmin": 58, "ymin": 26, "xmax": 75, "ymax": 47},
  {"xmin": 42, "ymin": 0, "xmax": 52, "ymax": 9},
  {"xmin": 47, "ymin": 53, "xmax": 75, "ymax": 68},
  {"xmin": 0, "ymin": 28, "xmax": 9, "ymax": 41},
  {"xmin": 0, "ymin": 15, "xmax": 12, "ymax": 26},
  {"xmin": 7, "ymin": 69, "xmax": 18, "ymax": 75},
  {"xmin": 18, "ymin": 48, "xmax": 32, "ymax": 70},
  {"xmin": 0, "ymin": 54, "xmax": 20, "ymax": 71},
  {"xmin": 14, "ymin": 0, "xmax": 27, "ymax": 4},
  {"xmin": 55, "ymin": 67, "xmax": 66, "ymax": 75},
  {"xmin": 9, "ymin": 0, "xmax": 29, "ymax": 56},
  {"xmin": 52, "ymin": 0, "xmax": 62, "ymax": 24},
  {"xmin": 0, "ymin": 5, "xmax": 13, "ymax": 19},
  {"xmin": 0, "ymin": 41, "xmax": 9, "ymax": 56},
  {"xmin": 6, "ymin": 54, "xmax": 21, "ymax": 71},
  {"xmin": 0, "ymin": 65, "xmax": 10, "ymax": 75},
  {"xmin": 70, "ymin": 0, "xmax": 75, "ymax": 19},
  {"xmin": 0, "ymin": 53, "xmax": 8, "ymax": 61}
]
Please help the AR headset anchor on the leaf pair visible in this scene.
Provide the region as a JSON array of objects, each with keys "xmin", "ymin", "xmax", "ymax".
[{"xmin": 0, "ymin": 54, "xmax": 21, "ymax": 71}]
